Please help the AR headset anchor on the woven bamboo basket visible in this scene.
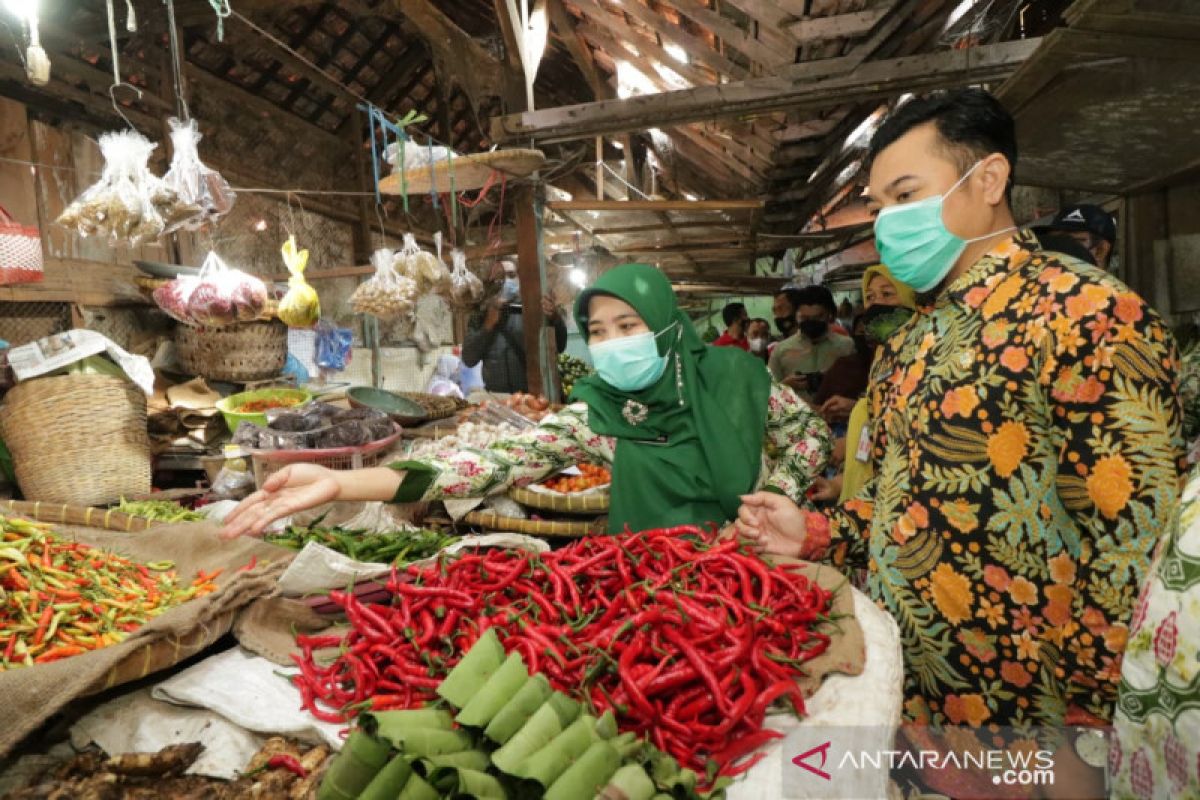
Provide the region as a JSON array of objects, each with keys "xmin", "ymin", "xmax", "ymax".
[
  {"xmin": 0, "ymin": 375, "xmax": 152, "ymax": 506},
  {"xmin": 510, "ymin": 485, "xmax": 610, "ymax": 514},
  {"xmin": 463, "ymin": 510, "xmax": 603, "ymax": 538},
  {"xmin": 175, "ymin": 320, "xmax": 287, "ymax": 382},
  {"xmin": 397, "ymin": 391, "xmax": 465, "ymax": 422}
]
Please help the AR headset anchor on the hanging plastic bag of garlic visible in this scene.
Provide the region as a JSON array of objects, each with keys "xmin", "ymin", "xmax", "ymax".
[
  {"xmin": 57, "ymin": 130, "xmax": 199, "ymax": 245},
  {"xmin": 161, "ymin": 117, "xmax": 236, "ymax": 232},
  {"xmin": 398, "ymin": 232, "xmax": 450, "ymax": 293},
  {"xmin": 351, "ymin": 248, "xmax": 418, "ymax": 321},
  {"xmin": 447, "ymin": 249, "xmax": 483, "ymax": 308}
]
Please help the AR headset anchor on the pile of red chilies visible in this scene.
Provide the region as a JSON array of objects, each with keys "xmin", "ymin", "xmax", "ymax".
[{"xmin": 292, "ymin": 526, "xmax": 834, "ymax": 781}]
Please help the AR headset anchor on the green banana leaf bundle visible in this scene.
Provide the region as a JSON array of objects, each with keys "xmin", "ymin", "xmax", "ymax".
[{"xmin": 317, "ymin": 629, "xmax": 727, "ymax": 800}]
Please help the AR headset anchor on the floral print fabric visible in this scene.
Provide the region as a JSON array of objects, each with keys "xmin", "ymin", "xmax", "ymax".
[
  {"xmin": 392, "ymin": 382, "xmax": 831, "ymax": 512},
  {"xmin": 821, "ymin": 231, "xmax": 1183, "ymax": 729},
  {"xmin": 1111, "ymin": 466, "xmax": 1200, "ymax": 799}
]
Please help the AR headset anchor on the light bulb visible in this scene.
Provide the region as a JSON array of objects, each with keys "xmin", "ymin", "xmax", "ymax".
[
  {"xmin": 2, "ymin": 0, "xmax": 38, "ymax": 23},
  {"xmin": 570, "ymin": 268, "xmax": 587, "ymax": 288}
]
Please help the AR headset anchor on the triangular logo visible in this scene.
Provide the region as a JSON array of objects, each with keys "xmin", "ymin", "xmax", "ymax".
[
  {"xmin": 1064, "ymin": 209, "xmax": 1086, "ymax": 222},
  {"xmin": 792, "ymin": 741, "xmax": 833, "ymax": 780}
]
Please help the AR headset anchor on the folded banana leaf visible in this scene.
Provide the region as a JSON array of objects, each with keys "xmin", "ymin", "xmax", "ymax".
[
  {"xmin": 456, "ymin": 652, "xmax": 529, "ymax": 727},
  {"xmin": 427, "ymin": 766, "xmax": 507, "ymax": 799},
  {"xmin": 317, "ymin": 729, "xmax": 393, "ymax": 800},
  {"xmin": 358, "ymin": 753, "xmax": 413, "ymax": 800},
  {"xmin": 598, "ymin": 764, "xmax": 657, "ymax": 800},
  {"xmin": 544, "ymin": 740, "xmax": 621, "ymax": 800},
  {"xmin": 510, "ymin": 714, "xmax": 600, "ymax": 787},
  {"xmin": 383, "ymin": 726, "xmax": 475, "ymax": 757},
  {"xmin": 491, "ymin": 702, "xmax": 564, "ymax": 774},
  {"xmin": 438, "ymin": 627, "xmax": 505, "ymax": 708},
  {"xmin": 595, "ymin": 709, "xmax": 619, "ymax": 740},
  {"xmin": 546, "ymin": 692, "xmax": 581, "ymax": 727},
  {"xmin": 371, "ymin": 708, "xmax": 456, "ymax": 734},
  {"xmin": 422, "ymin": 750, "xmax": 491, "ymax": 771},
  {"xmin": 484, "ymin": 673, "xmax": 553, "ymax": 745},
  {"xmin": 396, "ymin": 772, "xmax": 439, "ymax": 800}
]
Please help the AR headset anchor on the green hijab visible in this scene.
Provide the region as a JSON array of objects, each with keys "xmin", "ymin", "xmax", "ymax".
[{"xmin": 571, "ymin": 264, "xmax": 771, "ymax": 533}]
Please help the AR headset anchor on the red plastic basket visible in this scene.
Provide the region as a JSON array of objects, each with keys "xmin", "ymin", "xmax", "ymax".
[
  {"xmin": 250, "ymin": 427, "xmax": 402, "ymax": 486},
  {"xmin": 0, "ymin": 204, "xmax": 44, "ymax": 286}
]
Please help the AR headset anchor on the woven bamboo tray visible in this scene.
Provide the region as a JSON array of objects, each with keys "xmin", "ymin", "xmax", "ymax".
[
  {"xmin": 379, "ymin": 149, "xmax": 545, "ymax": 195},
  {"xmin": 463, "ymin": 510, "xmax": 603, "ymax": 538},
  {"xmin": 510, "ymin": 486, "xmax": 610, "ymax": 514},
  {"xmin": 397, "ymin": 392, "xmax": 466, "ymax": 422},
  {"xmin": 0, "ymin": 500, "xmax": 152, "ymax": 532}
]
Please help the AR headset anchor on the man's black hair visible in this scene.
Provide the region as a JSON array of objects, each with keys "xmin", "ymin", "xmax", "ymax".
[
  {"xmin": 721, "ymin": 302, "xmax": 747, "ymax": 327},
  {"xmin": 775, "ymin": 288, "xmax": 805, "ymax": 313},
  {"xmin": 794, "ymin": 285, "xmax": 837, "ymax": 316},
  {"xmin": 868, "ymin": 88, "xmax": 1017, "ymax": 201}
]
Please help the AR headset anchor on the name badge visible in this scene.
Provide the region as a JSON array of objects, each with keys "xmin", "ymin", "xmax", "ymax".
[{"xmin": 855, "ymin": 422, "xmax": 872, "ymax": 463}]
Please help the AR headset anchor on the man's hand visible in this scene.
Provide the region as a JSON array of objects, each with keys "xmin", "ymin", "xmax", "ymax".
[
  {"xmin": 220, "ymin": 464, "xmax": 341, "ymax": 539},
  {"xmin": 483, "ymin": 296, "xmax": 505, "ymax": 331},
  {"xmin": 541, "ymin": 294, "xmax": 559, "ymax": 320},
  {"xmin": 819, "ymin": 395, "xmax": 856, "ymax": 424},
  {"xmin": 831, "ymin": 437, "xmax": 846, "ymax": 467},
  {"xmin": 735, "ymin": 492, "xmax": 809, "ymax": 558}
]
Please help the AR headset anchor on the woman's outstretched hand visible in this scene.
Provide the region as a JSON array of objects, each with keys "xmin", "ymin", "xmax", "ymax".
[
  {"xmin": 735, "ymin": 492, "xmax": 809, "ymax": 558},
  {"xmin": 219, "ymin": 464, "xmax": 341, "ymax": 539}
]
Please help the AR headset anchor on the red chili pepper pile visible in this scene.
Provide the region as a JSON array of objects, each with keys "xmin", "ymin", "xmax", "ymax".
[{"xmin": 293, "ymin": 526, "xmax": 836, "ymax": 781}]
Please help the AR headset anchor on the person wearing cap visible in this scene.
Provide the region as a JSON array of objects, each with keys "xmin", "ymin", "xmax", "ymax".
[
  {"xmin": 219, "ymin": 263, "xmax": 832, "ymax": 539},
  {"xmin": 1035, "ymin": 203, "xmax": 1117, "ymax": 271}
]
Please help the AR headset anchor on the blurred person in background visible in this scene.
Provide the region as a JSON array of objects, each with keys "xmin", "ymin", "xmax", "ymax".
[
  {"xmin": 768, "ymin": 285, "xmax": 854, "ymax": 401},
  {"xmin": 712, "ymin": 301, "xmax": 750, "ymax": 350},
  {"xmin": 747, "ymin": 318, "xmax": 771, "ymax": 362}
]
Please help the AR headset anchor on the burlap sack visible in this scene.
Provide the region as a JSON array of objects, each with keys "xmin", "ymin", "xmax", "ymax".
[
  {"xmin": 234, "ymin": 555, "xmax": 865, "ymax": 696},
  {"xmin": 0, "ymin": 520, "xmax": 295, "ymax": 757}
]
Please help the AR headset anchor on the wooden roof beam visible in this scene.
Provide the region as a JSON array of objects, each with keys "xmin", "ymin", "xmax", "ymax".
[
  {"xmin": 549, "ymin": 199, "xmax": 761, "ymax": 211},
  {"xmin": 652, "ymin": 0, "xmax": 795, "ymax": 68},
  {"xmin": 549, "ymin": 0, "xmax": 612, "ymax": 99},
  {"xmin": 571, "ymin": 7, "xmax": 714, "ymax": 87},
  {"xmin": 602, "ymin": 0, "xmax": 750, "ymax": 79},
  {"xmin": 494, "ymin": 37, "xmax": 1041, "ymax": 141},
  {"xmin": 391, "ymin": 0, "xmax": 521, "ymax": 112},
  {"xmin": 784, "ymin": 7, "xmax": 891, "ymax": 44}
]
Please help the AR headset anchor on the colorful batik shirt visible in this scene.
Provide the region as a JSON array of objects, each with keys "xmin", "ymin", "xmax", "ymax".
[
  {"xmin": 817, "ymin": 231, "xmax": 1183, "ymax": 729},
  {"xmin": 1111, "ymin": 466, "xmax": 1200, "ymax": 799},
  {"xmin": 391, "ymin": 382, "xmax": 831, "ymax": 509}
]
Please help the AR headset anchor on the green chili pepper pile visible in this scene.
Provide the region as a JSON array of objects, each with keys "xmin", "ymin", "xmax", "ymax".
[
  {"xmin": 0, "ymin": 515, "xmax": 220, "ymax": 670},
  {"xmin": 295, "ymin": 525, "xmax": 838, "ymax": 786},
  {"xmin": 265, "ymin": 521, "xmax": 456, "ymax": 566},
  {"xmin": 117, "ymin": 498, "xmax": 206, "ymax": 523}
]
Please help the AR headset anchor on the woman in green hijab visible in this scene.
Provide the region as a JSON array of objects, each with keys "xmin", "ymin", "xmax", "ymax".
[{"xmin": 221, "ymin": 264, "xmax": 832, "ymax": 538}]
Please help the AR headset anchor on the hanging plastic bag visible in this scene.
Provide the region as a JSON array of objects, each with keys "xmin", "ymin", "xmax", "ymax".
[
  {"xmin": 152, "ymin": 275, "xmax": 200, "ymax": 323},
  {"xmin": 277, "ymin": 235, "xmax": 320, "ymax": 328},
  {"xmin": 187, "ymin": 252, "xmax": 268, "ymax": 327},
  {"xmin": 350, "ymin": 248, "xmax": 417, "ymax": 321},
  {"xmin": 399, "ymin": 232, "xmax": 448, "ymax": 292},
  {"xmin": 447, "ymin": 249, "xmax": 483, "ymax": 308},
  {"xmin": 56, "ymin": 130, "xmax": 198, "ymax": 245},
  {"xmin": 161, "ymin": 117, "xmax": 236, "ymax": 233},
  {"xmin": 314, "ymin": 320, "xmax": 353, "ymax": 372}
]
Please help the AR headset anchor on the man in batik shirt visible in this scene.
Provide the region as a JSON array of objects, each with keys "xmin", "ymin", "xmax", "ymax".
[{"xmin": 737, "ymin": 89, "xmax": 1183, "ymax": 796}]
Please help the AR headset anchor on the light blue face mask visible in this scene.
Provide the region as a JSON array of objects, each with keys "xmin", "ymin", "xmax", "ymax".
[
  {"xmin": 589, "ymin": 323, "xmax": 678, "ymax": 393},
  {"xmin": 874, "ymin": 161, "xmax": 1015, "ymax": 293}
]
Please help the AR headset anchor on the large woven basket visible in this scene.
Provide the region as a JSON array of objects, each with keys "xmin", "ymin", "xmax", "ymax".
[
  {"xmin": 0, "ymin": 374, "xmax": 151, "ymax": 506},
  {"xmin": 175, "ymin": 320, "xmax": 287, "ymax": 382}
]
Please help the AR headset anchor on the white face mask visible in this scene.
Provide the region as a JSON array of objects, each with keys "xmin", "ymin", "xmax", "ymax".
[{"xmin": 748, "ymin": 338, "xmax": 766, "ymax": 353}]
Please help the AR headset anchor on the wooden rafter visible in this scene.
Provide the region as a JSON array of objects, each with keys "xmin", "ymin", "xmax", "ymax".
[
  {"xmin": 603, "ymin": 0, "xmax": 749, "ymax": 79},
  {"xmin": 784, "ymin": 7, "xmax": 891, "ymax": 43},
  {"xmin": 652, "ymin": 0, "xmax": 795, "ymax": 68},
  {"xmin": 494, "ymin": 38, "xmax": 1042, "ymax": 141},
  {"xmin": 569, "ymin": 1, "xmax": 714, "ymax": 87}
]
